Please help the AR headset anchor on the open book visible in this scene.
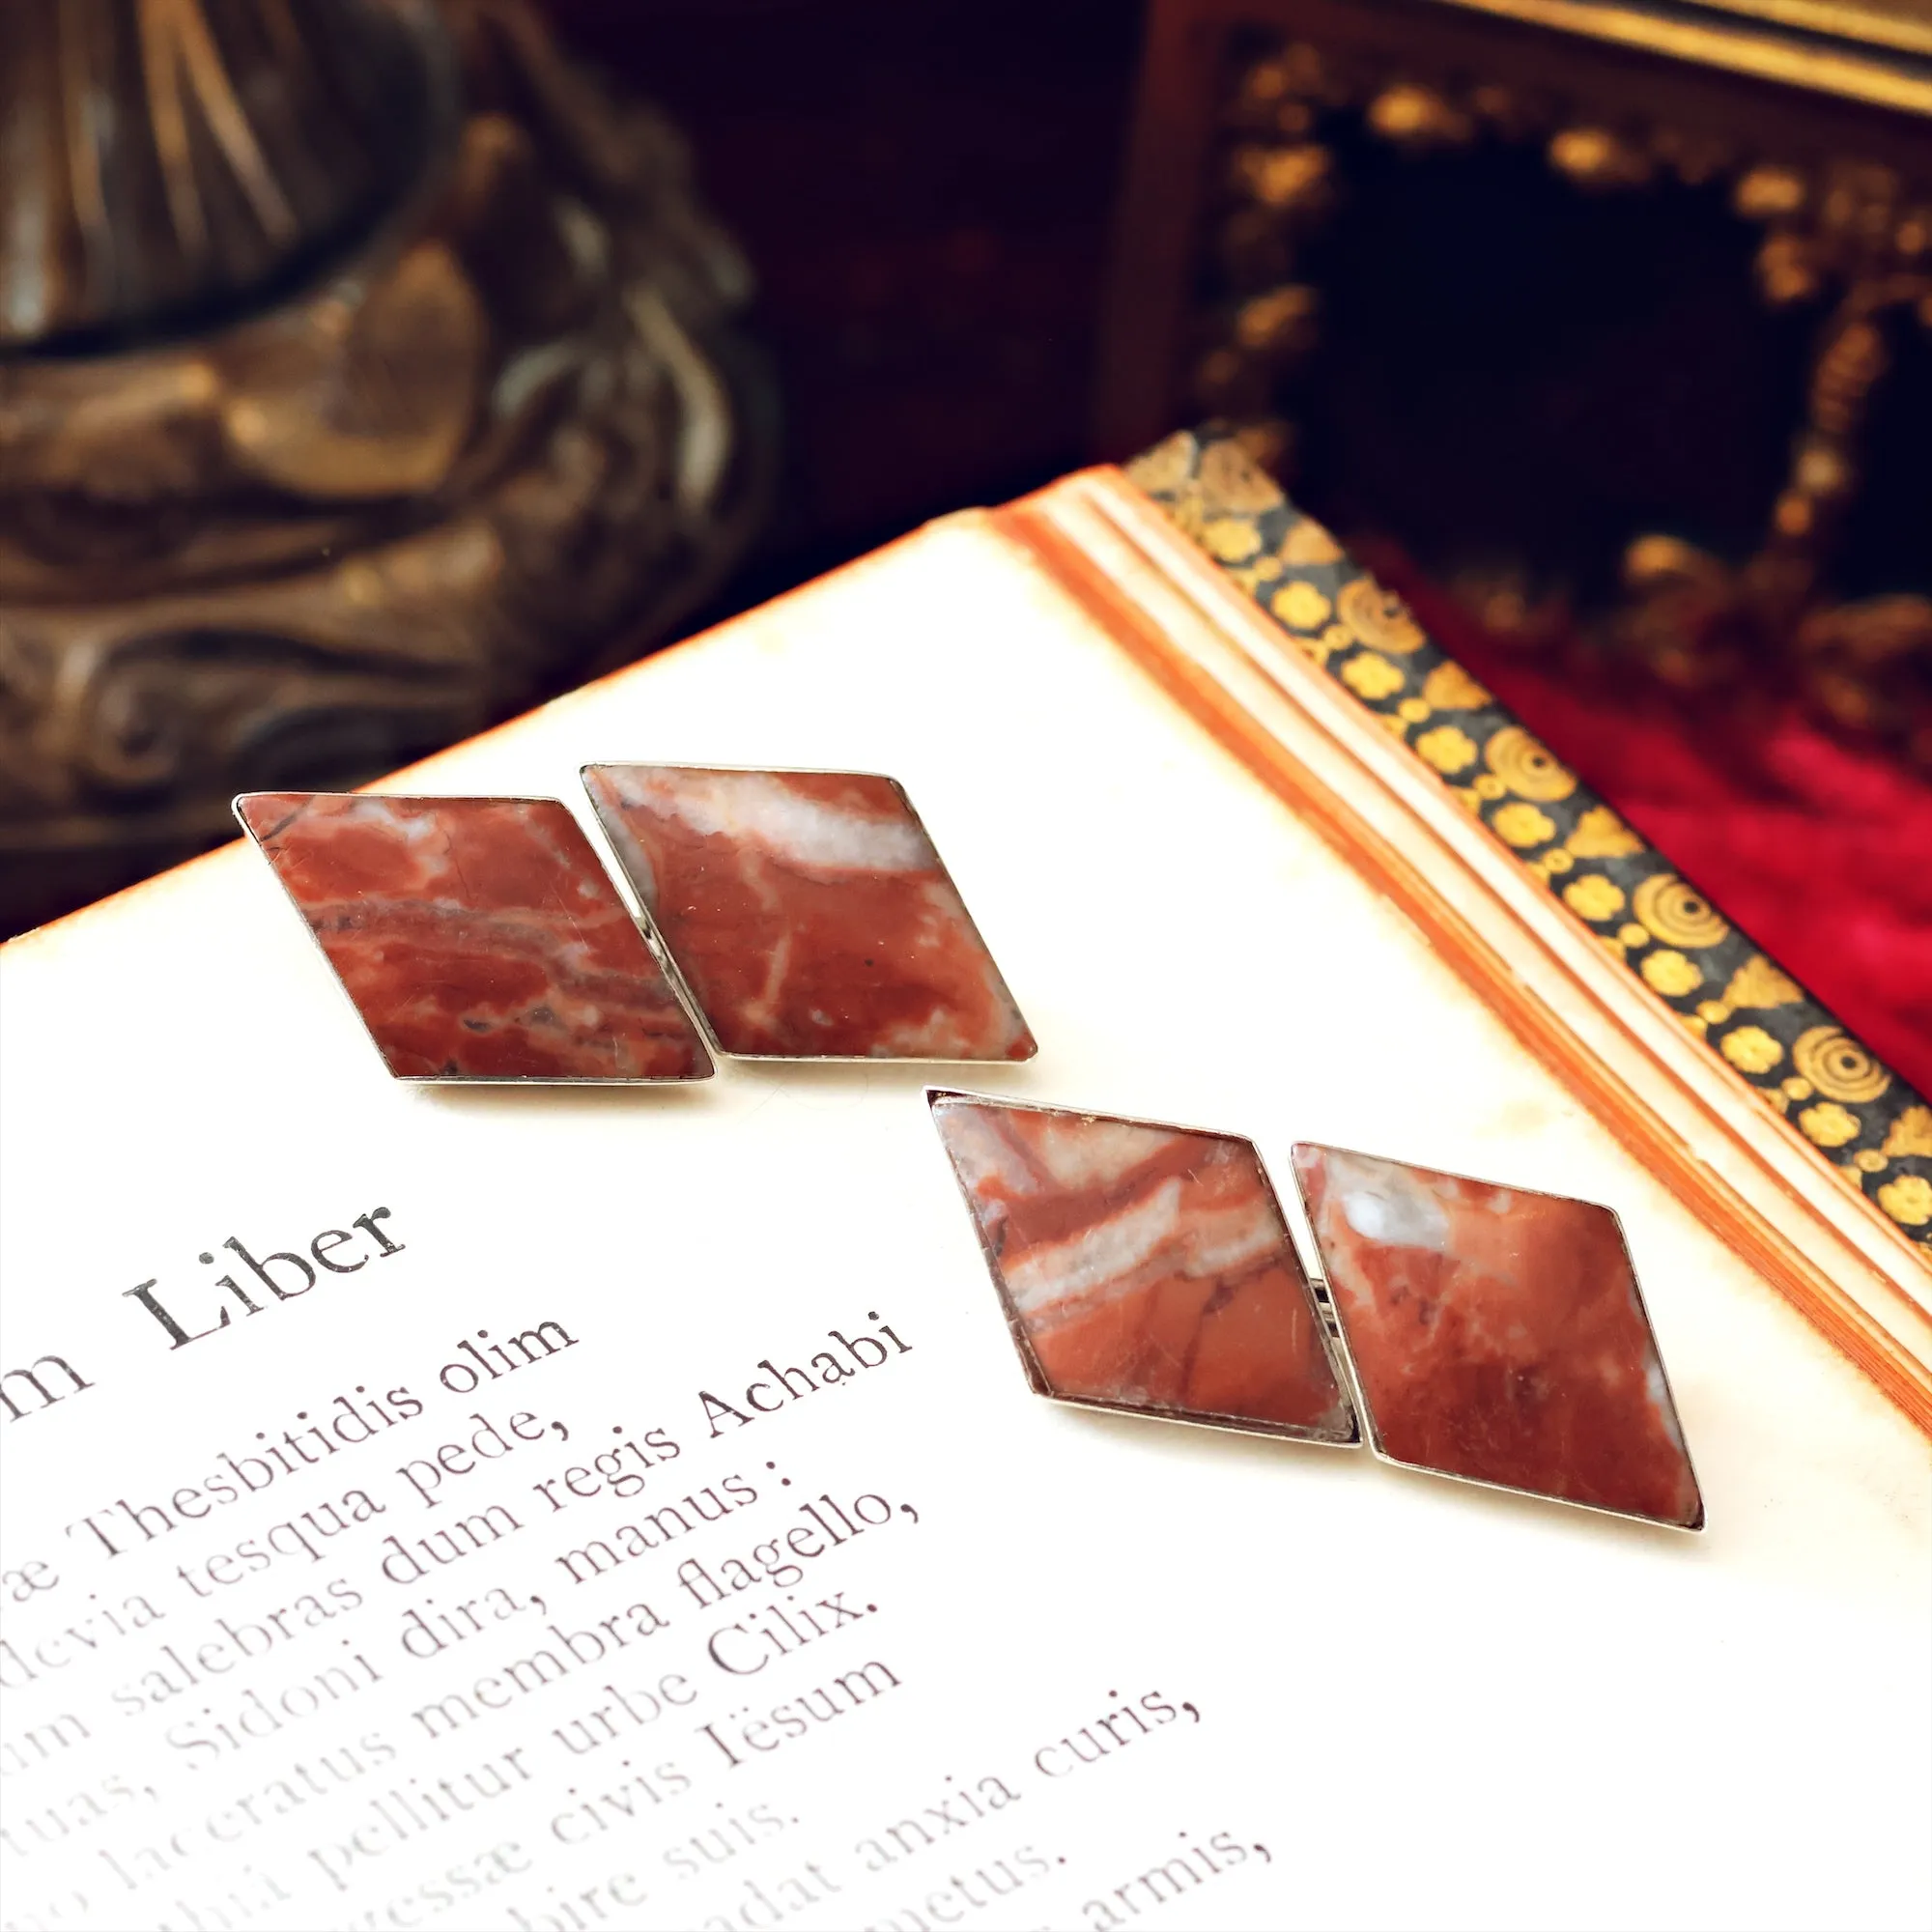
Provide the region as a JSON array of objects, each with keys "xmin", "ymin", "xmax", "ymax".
[{"xmin": 3, "ymin": 454, "xmax": 1927, "ymax": 1932}]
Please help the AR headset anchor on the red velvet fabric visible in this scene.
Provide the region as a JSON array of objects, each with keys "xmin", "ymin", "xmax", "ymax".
[{"xmin": 1385, "ymin": 570, "xmax": 1932, "ymax": 1099}]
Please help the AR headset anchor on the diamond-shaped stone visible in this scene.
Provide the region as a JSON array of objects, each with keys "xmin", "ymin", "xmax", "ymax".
[
  {"xmin": 236, "ymin": 793, "xmax": 713, "ymax": 1082},
  {"xmin": 931, "ymin": 1093, "xmax": 1356, "ymax": 1442},
  {"xmin": 1292, "ymin": 1145, "xmax": 1703, "ymax": 1528},
  {"xmin": 583, "ymin": 766, "xmax": 1035, "ymax": 1062}
]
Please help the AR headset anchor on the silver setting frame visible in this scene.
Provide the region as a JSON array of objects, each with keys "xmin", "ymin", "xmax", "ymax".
[
  {"xmin": 232, "ymin": 790, "xmax": 717, "ymax": 1087},
  {"xmin": 582, "ymin": 762, "xmax": 1040, "ymax": 1066},
  {"xmin": 926, "ymin": 1086, "xmax": 1361, "ymax": 1449},
  {"xmin": 1288, "ymin": 1141, "xmax": 1708, "ymax": 1534}
]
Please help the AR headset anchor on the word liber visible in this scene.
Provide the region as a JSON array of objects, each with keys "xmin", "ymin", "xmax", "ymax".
[{"xmin": 123, "ymin": 1207, "xmax": 406, "ymax": 1352}]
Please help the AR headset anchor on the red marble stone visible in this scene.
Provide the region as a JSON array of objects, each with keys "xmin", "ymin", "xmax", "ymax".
[
  {"xmin": 582, "ymin": 766, "xmax": 1035, "ymax": 1061},
  {"xmin": 1292, "ymin": 1146, "xmax": 1702, "ymax": 1527},
  {"xmin": 932, "ymin": 1094, "xmax": 1355, "ymax": 1441},
  {"xmin": 236, "ymin": 793, "xmax": 713, "ymax": 1082}
]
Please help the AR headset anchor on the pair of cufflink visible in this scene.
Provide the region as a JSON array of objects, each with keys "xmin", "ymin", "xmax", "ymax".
[
  {"xmin": 928, "ymin": 1092, "xmax": 1705, "ymax": 1533},
  {"xmin": 235, "ymin": 766, "xmax": 1036, "ymax": 1081},
  {"xmin": 238, "ymin": 774, "xmax": 1702, "ymax": 1536}
]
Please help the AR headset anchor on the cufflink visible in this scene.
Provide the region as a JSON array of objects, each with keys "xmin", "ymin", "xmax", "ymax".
[
  {"xmin": 235, "ymin": 792, "xmax": 714, "ymax": 1083},
  {"xmin": 928, "ymin": 1090, "xmax": 1356, "ymax": 1445},
  {"xmin": 582, "ymin": 765, "xmax": 1036, "ymax": 1063},
  {"xmin": 1291, "ymin": 1143, "xmax": 1702, "ymax": 1530},
  {"xmin": 931, "ymin": 1092, "xmax": 1702, "ymax": 1532}
]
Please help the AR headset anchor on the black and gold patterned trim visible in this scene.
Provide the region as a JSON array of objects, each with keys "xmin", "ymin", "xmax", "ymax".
[{"xmin": 1128, "ymin": 426, "xmax": 1932, "ymax": 1253}]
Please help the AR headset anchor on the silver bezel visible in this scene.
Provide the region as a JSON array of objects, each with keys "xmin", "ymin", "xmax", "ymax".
[
  {"xmin": 581, "ymin": 762, "xmax": 1040, "ymax": 1066},
  {"xmin": 926, "ymin": 1086, "xmax": 1361, "ymax": 1449},
  {"xmin": 1287, "ymin": 1140, "xmax": 1707, "ymax": 1534},
  {"xmin": 232, "ymin": 790, "xmax": 717, "ymax": 1086}
]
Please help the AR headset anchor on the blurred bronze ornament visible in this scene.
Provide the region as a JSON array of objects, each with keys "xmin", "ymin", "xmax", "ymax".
[
  {"xmin": 0, "ymin": 0, "xmax": 774, "ymax": 932},
  {"xmin": 1366, "ymin": 83, "xmax": 1475, "ymax": 151},
  {"xmin": 1107, "ymin": 16, "xmax": 1932, "ymax": 762},
  {"xmin": 0, "ymin": 0, "xmax": 443, "ymax": 353},
  {"xmin": 1546, "ymin": 126, "xmax": 1656, "ymax": 191}
]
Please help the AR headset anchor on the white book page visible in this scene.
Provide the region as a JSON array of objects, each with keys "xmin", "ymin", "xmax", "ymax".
[{"xmin": 3, "ymin": 516, "xmax": 1927, "ymax": 1932}]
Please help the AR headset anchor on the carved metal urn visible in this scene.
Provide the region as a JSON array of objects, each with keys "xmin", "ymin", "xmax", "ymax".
[{"xmin": 0, "ymin": 0, "xmax": 772, "ymax": 932}]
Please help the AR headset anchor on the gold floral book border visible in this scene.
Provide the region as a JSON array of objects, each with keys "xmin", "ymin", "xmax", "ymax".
[{"xmin": 1127, "ymin": 427, "xmax": 1932, "ymax": 1250}]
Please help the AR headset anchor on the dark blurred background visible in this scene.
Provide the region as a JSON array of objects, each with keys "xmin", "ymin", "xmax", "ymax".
[
  {"xmin": 554, "ymin": 0, "xmax": 1143, "ymax": 611},
  {"xmin": 2, "ymin": 0, "xmax": 1929, "ymax": 1084}
]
